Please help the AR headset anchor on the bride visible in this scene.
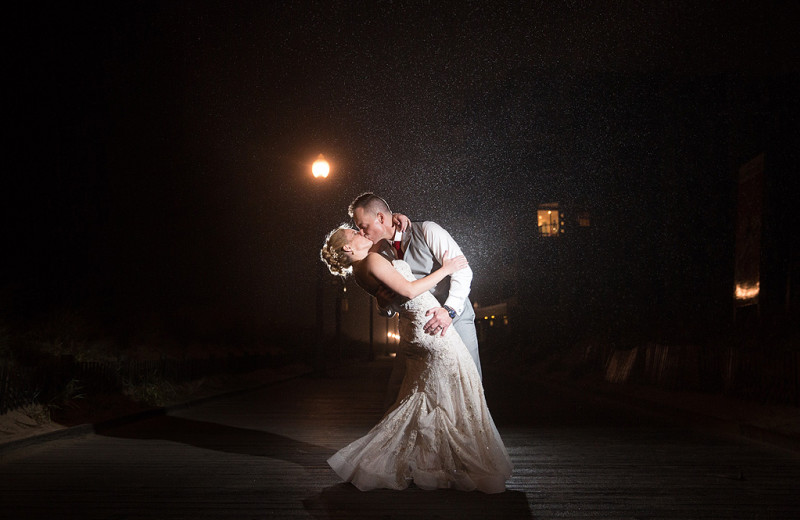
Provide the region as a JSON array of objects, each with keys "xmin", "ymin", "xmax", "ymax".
[{"xmin": 320, "ymin": 225, "xmax": 513, "ymax": 493}]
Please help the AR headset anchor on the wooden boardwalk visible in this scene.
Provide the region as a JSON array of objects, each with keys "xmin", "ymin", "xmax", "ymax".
[{"xmin": 1, "ymin": 358, "xmax": 799, "ymax": 519}]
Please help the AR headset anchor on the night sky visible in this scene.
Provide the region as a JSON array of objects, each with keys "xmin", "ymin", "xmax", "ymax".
[{"xmin": 6, "ymin": 1, "xmax": 799, "ymax": 343}]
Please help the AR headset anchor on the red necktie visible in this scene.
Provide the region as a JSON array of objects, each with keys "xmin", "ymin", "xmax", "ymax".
[{"xmin": 393, "ymin": 240, "xmax": 403, "ymax": 259}]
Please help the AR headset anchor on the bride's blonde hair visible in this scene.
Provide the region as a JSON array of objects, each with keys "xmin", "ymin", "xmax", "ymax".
[{"xmin": 320, "ymin": 224, "xmax": 354, "ymax": 278}]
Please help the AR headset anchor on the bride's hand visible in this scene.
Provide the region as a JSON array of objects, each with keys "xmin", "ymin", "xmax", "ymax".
[
  {"xmin": 392, "ymin": 213, "xmax": 411, "ymax": 232},
  {"xmin": 441, "ymin": 251, "xmax": 468, "ymax": 274}
]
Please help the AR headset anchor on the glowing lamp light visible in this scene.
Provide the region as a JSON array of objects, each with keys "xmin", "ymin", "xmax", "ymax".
[
  {"xmin": 312, "ymin": 154, "xmax": 330, "ymax": 178},
  {"xmin": 735, "ymin": 282, "xmax": 760, "ymax": 300}
]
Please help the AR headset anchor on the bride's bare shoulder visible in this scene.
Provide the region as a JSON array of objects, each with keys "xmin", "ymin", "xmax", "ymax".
[
  {"xmin": 363, "ymin": 251, "xmax": 391, "ymax": 267},
  {"xmin": 355, "ymin": 253, "xmax": 389, "ymax": 284}
]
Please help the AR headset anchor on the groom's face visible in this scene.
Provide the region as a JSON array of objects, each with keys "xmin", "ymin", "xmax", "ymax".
[{"xmin": 352, "ymin": 208, "xmax": 388, "ymax": 242}]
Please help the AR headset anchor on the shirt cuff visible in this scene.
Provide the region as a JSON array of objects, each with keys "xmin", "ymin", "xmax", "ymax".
[{"xmin": 444, "ymin": 298, "xmax": 464, "ymax": 315}]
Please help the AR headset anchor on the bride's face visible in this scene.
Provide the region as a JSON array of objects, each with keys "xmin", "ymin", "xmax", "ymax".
[{"xmin": 342, "ymin": 228, "xmax": 372, "ymax": 253}]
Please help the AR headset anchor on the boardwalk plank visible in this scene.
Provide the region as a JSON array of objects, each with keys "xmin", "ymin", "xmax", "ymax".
[{"xmin": 1, "ymin": 359, "xmax": 799, "ymax": 519}]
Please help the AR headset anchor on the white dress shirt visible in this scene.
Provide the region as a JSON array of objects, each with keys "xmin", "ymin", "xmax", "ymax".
[{"xmin": 396, "ymin": 221, "xmax": 473, "ymax": 315}]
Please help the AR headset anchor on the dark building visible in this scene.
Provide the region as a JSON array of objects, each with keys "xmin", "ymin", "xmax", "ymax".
[{"xmin": 476, "ymin": 71, "xmax": 798, "ymax": 353}]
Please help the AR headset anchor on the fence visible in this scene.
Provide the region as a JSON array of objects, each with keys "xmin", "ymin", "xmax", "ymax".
[{"xmin": 0, "ymin": 353, "xmax": 280, "ymax": 415}]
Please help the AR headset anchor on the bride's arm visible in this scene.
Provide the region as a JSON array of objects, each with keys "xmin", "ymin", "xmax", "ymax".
[{"xmin": 362, "ymin": 252, "xmax": 467, "ymax": 300}]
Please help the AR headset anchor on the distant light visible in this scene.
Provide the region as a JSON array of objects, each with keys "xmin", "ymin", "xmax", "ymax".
[
  {"xmin": 735, "ymin": 282, "xmax": 760, "ymax": 300},
  {"xmin": 312, "ymin": 154, "xmax": 330, "ymax": 178}
]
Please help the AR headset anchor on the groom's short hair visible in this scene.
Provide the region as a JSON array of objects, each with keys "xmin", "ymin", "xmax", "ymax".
[{"xmin": 348, "ymin": 192, "xmax": 391, "ymax": 218}]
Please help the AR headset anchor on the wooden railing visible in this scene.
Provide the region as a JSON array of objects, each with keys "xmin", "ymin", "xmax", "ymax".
[{"xmin": 602, "ymin": 343, "xmax": 799, "ymax": 407}]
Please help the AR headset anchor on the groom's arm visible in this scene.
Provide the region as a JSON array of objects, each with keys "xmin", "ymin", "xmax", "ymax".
[
  {"xmin": 372, "ymin": 239, "xmax": 400, "ymax": 316},
  {"xmin": 421, "ymin": 221, "xmax": 473, "ymax": 315},
  {"xmin": 376, "ymin": 286, "xmax": 398, "ymax": 317}
]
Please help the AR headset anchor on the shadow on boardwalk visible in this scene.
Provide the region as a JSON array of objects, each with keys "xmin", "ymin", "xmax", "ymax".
[
  {"xmin": 303, "ymin": 483, "xmax": 533, "ymax": 519},
  {"xmin": 101, "ymin": 415, "xmax": 330, "ymax": 467}
]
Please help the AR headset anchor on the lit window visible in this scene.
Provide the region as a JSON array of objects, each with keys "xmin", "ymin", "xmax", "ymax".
[{"xmin": 538, "ymin": 203, "xmax": 561, "ymax": 236}]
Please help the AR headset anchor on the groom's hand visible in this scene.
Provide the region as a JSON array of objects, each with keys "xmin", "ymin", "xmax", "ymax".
[{"xmin": 424, "ymin": 308, "xmax": 452, "ymax": 337}]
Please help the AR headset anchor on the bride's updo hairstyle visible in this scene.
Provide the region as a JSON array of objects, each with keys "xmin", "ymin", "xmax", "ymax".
[{"xmin": 320, "ymin": 224, "xmax": 354, "ymax": 278}]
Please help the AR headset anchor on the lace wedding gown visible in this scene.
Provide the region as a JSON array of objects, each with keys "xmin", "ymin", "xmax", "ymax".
[{"xmin": 327, "ymin": 260, "xmax": 513, "ymax": 493}]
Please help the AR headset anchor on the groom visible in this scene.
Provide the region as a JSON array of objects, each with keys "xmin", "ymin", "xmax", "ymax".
[{"xmin": 348, "ymin": 192, "xmax": 482, "ymax": 406}]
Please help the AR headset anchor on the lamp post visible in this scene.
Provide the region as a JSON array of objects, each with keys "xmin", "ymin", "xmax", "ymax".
[{"xmin": 312, "ymin": 154, "xmax": 330, "ymax": 376}]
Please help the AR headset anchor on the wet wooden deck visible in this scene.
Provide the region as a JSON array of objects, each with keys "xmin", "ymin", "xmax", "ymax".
[{"xmin": 1, "ymin": 358, "xmax": 799, "ymax": 519}]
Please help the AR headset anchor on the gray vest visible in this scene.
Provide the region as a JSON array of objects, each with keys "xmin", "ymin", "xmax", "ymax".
[{"xmin": 402, "ymin": 222, "xmax": 476, "ymax": 323}]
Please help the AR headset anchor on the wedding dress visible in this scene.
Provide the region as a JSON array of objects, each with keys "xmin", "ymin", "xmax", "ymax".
[{"xmin": 327, "ymin": 260, "xmax": 513, "ymax": 493}]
